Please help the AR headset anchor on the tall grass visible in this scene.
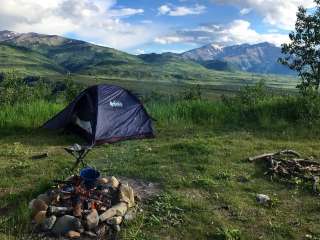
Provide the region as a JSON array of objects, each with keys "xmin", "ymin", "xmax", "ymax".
[
  {"xmin": 0, "ymin": 96, "xmax": 318, "ymax": 133},
  {"xmin": 1, "ymin": 82, "xmax": 320, "ymax": 135},
  {"xmin": 147, "ymin": 100, "xmax": 230, "ymax": 126},
  {"xmin": 0, "ymin": 100, "xmax": 64, "ymax": 130},
  {"xmin": 147, "ymin": 92, "xmax": 320, "ymax": 133}
]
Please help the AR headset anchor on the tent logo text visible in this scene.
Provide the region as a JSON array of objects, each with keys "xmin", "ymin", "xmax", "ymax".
[{"xmin": 110, "ymin": 100, "xmax": 123, "ymax": 108}]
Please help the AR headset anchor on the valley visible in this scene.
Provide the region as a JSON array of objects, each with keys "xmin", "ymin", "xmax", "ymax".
[{"xmin": 0, "ymin": 30, "xmax": 297, "ymax": 94}]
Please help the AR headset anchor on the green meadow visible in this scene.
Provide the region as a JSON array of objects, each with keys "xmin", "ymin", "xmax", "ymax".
[{"xmin": 1, "ymin": 75, "xmax": 320, "ymax": 239}]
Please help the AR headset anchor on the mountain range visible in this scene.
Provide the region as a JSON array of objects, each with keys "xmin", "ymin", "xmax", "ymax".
[
  {"xmin": 181, "ymin": 42, "xmax": 292, "ymax": 75},
  {"xmin": 0, "ymin": 30, "xmax": 293, "ymax": 80}
]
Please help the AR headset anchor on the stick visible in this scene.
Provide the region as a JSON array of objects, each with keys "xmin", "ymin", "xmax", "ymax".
[
  {"xmin": 249, "ymin": 153, "xmax": 275, "ymax": 162},
  {"xmin": 249, "ymin": 149, "xmax": 302, "ymax": 162}
]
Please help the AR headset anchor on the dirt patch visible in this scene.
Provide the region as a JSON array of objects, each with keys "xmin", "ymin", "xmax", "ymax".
[
  {"xmin": 176, "ymin": 188, "xmax": 210, "ymax": 201},
  {"xmin": 118, "ymin": 177, "xmax": 161, "ymax": 201}
]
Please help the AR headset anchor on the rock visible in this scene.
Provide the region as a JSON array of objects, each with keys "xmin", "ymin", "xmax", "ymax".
[
  {"xmin": 52, "ymin": 215, "xmax": 82, "ymax": 236},
  {"xmin": 37, "ymin": 193, "xmax": 51, "ymax": 205},
  {"xmin": 28, "ymin": 199, "xmax": 36, "ymax": 209},
  {"xmin": 100, "ymin": 202, "xmax": 128, "ymax": 222},
  {"xmin": 110, "ymin": 176, "xmax": 120, "ymax": 189},
  {"xmin": 98, "ymin": 177, "xmax": 109, "ymax": 185},
  {"xmin": 73, "ymin": 203, "xmax": 82, "ymax": 218},
  {"xmin": 96, "ymin": 225, "xmax": 107, "ymax": 238},
  {"xmin": 114, "ymin": 202, "xmax": 128, "ymax": 216},
  {"xmin": 101, "ymin": 189, "xmax": 110, "ymax": 197},
  {"xmin": 256, "ymin": 194, "xmax": 271, "ymax": 204},
  {"xmin": 50, "ymin": 192, "xmax": 61, "ymax": 205},
  {"xmin": 84, "ymin": 231, "xmax": 97, "ymax": 238},
  {"xmin": 42, "ymin": 215, "xmax": 57, "ymax": 231},
  {"xmin": 66, "ymin": 230, "xmax": 81, "ymax": 239},
  {"xmin": 86, "ymin": 209, "xmax": 99, "ymax": 230},
  {"xmin": 99, "ymin": 208, "xmax": 117, "ymax": 222},
  {"xmin": 34, "ymin": 211, "xmax": 47, "ymax": 225},
  {"xmin": 100, "ymin": 206, "xmax": 107, "ymax": 212},
  {"xmin": 106, "ymin": 216, "xmax": 122, "ymax": 225},
  {"xmin": 124, "ymin": 209, "xmax": 137, "ymax": 221},
  {"xmin": 31, "ymin": 199, "xmax": 48, "ymax": 217},
  {"xmin": 119, "ymin": 184, "xmax": 135, "ymax": 208},
  {"xmin": 113, "ymin": 225, "xmax": 121, "ymax": 232},
  {"xmin": 48, "ymin": 206, "xmax": 72, "ymax": 216}
]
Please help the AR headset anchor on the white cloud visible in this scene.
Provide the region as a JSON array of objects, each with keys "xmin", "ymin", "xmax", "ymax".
[
  {"xmin": 155, "ymin": 36, "xmax": 188, "ymax": 44},
  {"xmin": 212, "ymin": 0, "xmax": 315, "ymax": 30},
  {"xmin": 108, "ymin": 8, "xmax": 144, "ymax": 18},
  {"xmin": 240, "ymin": 8, "xmax": 251, "ymax": 15},
  {"xmin": 135, "ymin": 49, "xmax": 146, "ymax": 54},
  {"xmin": 155, "ymin": 20, "xmax": 289, "ymax": 47},
  {"xmin": 158, "ymin": 5, "xmax": 171, "ymax": 15},
  {"xmin": 0, "ymin": 0, "xmax": 160, "ymax": 50},
  {"xmin": 158, "ymin": 4, "xmax": 206, "ymax": 16}
]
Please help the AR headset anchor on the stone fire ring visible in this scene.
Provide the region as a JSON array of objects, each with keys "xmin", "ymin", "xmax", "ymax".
[{"xmin": 29, "ymin": 175, "xmax": 160, "ymax": 239}]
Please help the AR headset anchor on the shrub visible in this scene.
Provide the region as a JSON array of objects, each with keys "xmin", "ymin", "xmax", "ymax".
[
  {"xmin": 0, "ymin": 72, "xmax": 51, "ymax": 105},
  {"xmin": 216, "ymin": 227, "xmax": 242, "ymax": 240},
  {"xmin": 181, "ymin": 84, "xmax": 202, "ymax": 101},
  {"xmin": 63, "ymin": 74, "xmax": 85, "ymax": 102}
]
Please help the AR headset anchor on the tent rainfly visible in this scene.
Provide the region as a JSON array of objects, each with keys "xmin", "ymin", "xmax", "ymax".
[{"xmin": 42, "ymin": 84, "xmax": 154, "ymax": 146}]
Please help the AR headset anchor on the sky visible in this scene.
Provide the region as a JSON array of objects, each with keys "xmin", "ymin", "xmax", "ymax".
[{"xmin": 0, "ymin": 0, "xmax": 315, "ymax": 54}]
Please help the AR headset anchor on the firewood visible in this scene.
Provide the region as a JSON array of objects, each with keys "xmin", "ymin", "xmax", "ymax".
[
  {"xmin": 249, "ymin": 149, "xmax": 301, "ymax": 162},
  {"xmin": 250, "ymin": 150, "xmax": 320, "ymax": 193}
]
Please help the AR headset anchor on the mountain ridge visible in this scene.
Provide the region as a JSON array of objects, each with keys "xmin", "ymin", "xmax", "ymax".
[
  {"xmin": 180, "ymin": 42, "xmax": 293, "ymax": 75},
  {"xmin": 0, "ymin": 30, "xmax": 220, "ymax": 81},
  {"xmin": 0, "ymin": 30, "xmax": 293, "ymax": 78}
]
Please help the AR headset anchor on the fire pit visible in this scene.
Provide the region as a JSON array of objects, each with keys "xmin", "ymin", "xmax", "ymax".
[{"xmin": 29, "ymin": 169, "xmax": 136, "ymax": 239}]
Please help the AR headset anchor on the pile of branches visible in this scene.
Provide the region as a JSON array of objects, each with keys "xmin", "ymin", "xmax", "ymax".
[{"xmin": 249, "ymin": 150, "xmax": 320, "ymax": 193}]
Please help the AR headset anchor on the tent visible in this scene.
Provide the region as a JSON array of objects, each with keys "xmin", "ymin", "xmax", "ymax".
[{"xmin": 42, "ymin": 84, "xmax": 154, "ymax": 145}]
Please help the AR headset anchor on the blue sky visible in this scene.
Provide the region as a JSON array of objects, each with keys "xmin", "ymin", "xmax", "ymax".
[{"xmin": 0, "ymin": 0, "xmax": 315, "ymax": 54}]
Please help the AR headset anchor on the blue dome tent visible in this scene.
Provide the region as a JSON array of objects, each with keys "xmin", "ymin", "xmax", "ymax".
[{"xmin": 42, "ymin": 84, "xmax": 154, "ymax": 146}]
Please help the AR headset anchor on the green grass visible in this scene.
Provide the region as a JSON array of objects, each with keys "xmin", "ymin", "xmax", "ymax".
[
  {"xmin": 0, "ymin": 100, "xmax": 63, "ymax": 131},
  {"xmin": 1, "ymin": 96, "xmax": 320, "ymax": 239}
]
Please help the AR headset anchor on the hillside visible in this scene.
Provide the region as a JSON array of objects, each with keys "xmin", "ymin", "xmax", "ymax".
[
  {"xmin": 0, "ymin": 43, "xmax": 65, "ymax": 75},
  {"xmin": 0, "ymin": 30, "xmax": 219, "ymax": 81},
  {"xmin": 0, "ymin": 31, "xmax": 143, "ymax": 74},
  {"xmin": 0, "ymin": 30, "xmax": 297, "ymax": 90}
]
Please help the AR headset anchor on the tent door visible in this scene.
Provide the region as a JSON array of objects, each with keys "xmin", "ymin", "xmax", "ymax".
[{"xmin": 72, "ymin": 93, "xmax": 95, "ymax": 135}]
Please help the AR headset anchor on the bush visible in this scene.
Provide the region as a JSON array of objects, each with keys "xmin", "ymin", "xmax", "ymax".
[
  {"xmin": 181, "ymin": 84, "xmax": 202, "ymax": 100},
  {"xmin": 0, "ymin": 72, "xmax": 86, "ymax": 106},
  {"xmin": 0, "ymin": 72, "xmax": 51, "ymax": 105},
  {"xmin": 63, "ymin": 74, "xmax": 85, "ymax": 102},
  {"xmin": 296, "ymin": 89, "xmax": 320, "ymax": 125},
  {"xmin": 148, "ymin": 81, "xmax": 320, "ymax": 132},
  {"xmin": 220, "ymin": 82, "xmax": 320, "ymax": 129},
  {"xmin": 1, "ymin": 73, "xmax": 320, "ymax": 133}
]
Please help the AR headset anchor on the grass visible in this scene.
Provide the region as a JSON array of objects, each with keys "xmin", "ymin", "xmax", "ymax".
[
  {"xmin": 62, "ymin": 71, "xmax": 298, "ymax": 95},
  {"xmin": 0, "ymin": 100, "xmax": 63, "ymax": 132},
  {"xmin": 1, "ymin": 94, "xmax": 320, "ymax": 239}
]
